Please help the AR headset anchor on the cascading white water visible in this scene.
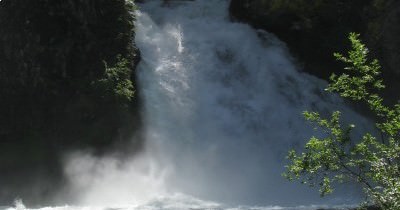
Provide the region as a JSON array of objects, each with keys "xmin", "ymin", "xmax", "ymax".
[
  {"xmin": 2, "ymin": 0, "xmax": 372, "ymax": 210},
  {"xmin": 130, "ymin": 0, "xmax": 368, "ymax": 206}
]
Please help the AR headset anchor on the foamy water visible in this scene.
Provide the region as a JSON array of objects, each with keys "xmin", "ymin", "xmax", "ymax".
[{"xmin": 2, "ymin": 197, "xmax": 355, "ymax": 210}]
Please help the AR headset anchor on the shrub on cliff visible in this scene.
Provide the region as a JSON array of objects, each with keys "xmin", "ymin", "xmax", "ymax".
[
  {"xmin": 284, "ymin": 33, "xmax": 400, "ymax": 209},
  {"xmin": 94, "ymin": 55, "xmax": 135, "ymax": 104}
]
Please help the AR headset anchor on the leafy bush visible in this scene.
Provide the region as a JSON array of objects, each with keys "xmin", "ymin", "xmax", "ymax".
[
  {"xmin": 94, "ymin": 55, "xmax": 135, "ymax": 104},
  {"xmin": 284, "ymin": 33, "xmax": 400, "ymax": 209}
]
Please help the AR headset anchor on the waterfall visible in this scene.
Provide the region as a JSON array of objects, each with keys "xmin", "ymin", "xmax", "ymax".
[
  {"xmin": 15, "ymin": 0, "xmax": 371, "ymax": 209},
  {"xmin": 132, "ymin": 0, "xmax": 368, "ymax": 206}
]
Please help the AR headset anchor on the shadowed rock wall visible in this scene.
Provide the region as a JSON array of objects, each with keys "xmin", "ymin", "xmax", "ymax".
[{"xmin": 0, "ymin": 0, "xmax": 141, "ymax": 205}]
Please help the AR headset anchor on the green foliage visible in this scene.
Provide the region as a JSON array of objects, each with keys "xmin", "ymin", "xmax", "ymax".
[
  {"xmin": 284, "ymin": 33, "xmax": 400, "ymax": 209},
  {"xmin": 94, "ymin": 55, "xmax": 135, "ymax": 103}
]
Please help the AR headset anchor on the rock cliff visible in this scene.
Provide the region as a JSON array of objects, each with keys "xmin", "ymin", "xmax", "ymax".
[
  {"xmin": 0, "ymin": 0, "xmax": 141, "ymax": 204},
  {"xmin": 230, "ymin": 0, "xmax": 400, "ymax": 102}
]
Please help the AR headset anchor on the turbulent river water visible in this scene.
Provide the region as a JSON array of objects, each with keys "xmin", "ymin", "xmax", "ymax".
[{"xmin": 2, "ymin": 0, "xmax": 372, "ymax": 210}]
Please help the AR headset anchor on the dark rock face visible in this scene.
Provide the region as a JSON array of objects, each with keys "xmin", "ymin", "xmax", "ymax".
[
  {"xmin": 230, "ymin": 0, "xmax": 400, "ymax": 102},
  {"xmin": 0, "ymin": 0, "xmax": 141, "ymax": 205},
  {"xmin": 366, "ymin": 0, "xmax": 400, "ymax": 101}
]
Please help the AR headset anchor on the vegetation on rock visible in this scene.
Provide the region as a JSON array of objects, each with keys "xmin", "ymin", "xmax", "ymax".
[
  {"xmin": 94, "ymin": 56, "xmax": 135, "ymax": 104},
  {"xmin": 284, "ymin": 33, "xmax": 400, "ymax": 209}
]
